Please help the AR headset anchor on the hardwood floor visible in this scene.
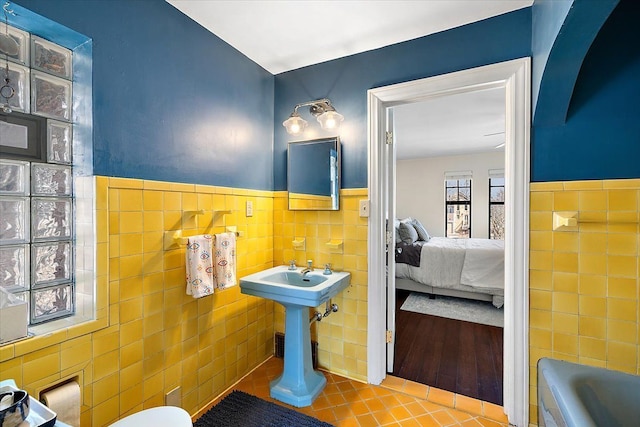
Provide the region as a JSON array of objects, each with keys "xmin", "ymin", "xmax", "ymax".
[{"xmin": 392, "ymin": 290, "xmax": 504, "ymax": 405}]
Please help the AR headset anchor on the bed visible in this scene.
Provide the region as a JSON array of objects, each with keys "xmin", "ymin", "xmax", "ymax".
[{"xmin": 394, "ymin": 236, "xmax": 505, "ymax": 308}]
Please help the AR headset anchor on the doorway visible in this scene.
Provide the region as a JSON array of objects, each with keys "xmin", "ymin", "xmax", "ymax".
[
  {"xmin": 366, "ymin": 58, "xmax": 530, "ymax": 426},
  {"xmin": 391, "ymin": 88, "xmax": 507, "ymax": 404}
]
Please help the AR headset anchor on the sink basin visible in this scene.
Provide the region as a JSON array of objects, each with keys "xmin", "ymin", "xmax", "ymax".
[
  {"xmin": 538, "ymin": 358, "xmax": 640, "ymax": 427},
  {"xmin": 240, "ymin": 265, "xmax": 351, "ymax": 407},
  {"xmin": 261, "ymin": 271, "xmax": 327, "ymax": 287},
  {"xmin": 240, "ymin": 265, "xmax": 350, "ymax": 307}
]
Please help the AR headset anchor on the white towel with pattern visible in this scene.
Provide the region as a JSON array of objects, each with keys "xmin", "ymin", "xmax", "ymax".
[
  {"xmin": 214, "ymin": 232, "xmax": 236, "ymax": 289},
  {"xmin": 185, "ymin": 234, "xmax": 215, "ymax": 298}
]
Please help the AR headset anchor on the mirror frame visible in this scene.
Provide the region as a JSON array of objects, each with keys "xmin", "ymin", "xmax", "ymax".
[{"xmin": 287, "ymin": 136, "xmax": 341, "ymax": 211}]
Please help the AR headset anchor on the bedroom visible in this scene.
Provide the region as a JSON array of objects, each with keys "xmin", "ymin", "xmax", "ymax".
[{"xmin": 390, "ymin": 86, "xmax": 507, "ymax": 405}]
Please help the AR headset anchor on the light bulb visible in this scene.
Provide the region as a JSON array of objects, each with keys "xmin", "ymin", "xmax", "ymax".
[
  {"xmin": 283, "ymin": 112, "xmax": 308, "ymax": 135},
  {"xmin": 317, "ymin": 110, "xmax": 344, "ymax": 130}
]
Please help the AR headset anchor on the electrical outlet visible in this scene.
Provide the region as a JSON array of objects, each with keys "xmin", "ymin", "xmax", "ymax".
[
  {"xmin": 359, "ymin": 199, "xmax": 369, "ymax": 217},
  {"xmin": 246, "ymin": 201, "xmax": 253, "ymax": 217}
]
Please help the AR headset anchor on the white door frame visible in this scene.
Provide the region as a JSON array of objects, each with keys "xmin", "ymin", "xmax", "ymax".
[{"xmin": 366, "ymin": 58, "xmax": 530, "ymax": 426}]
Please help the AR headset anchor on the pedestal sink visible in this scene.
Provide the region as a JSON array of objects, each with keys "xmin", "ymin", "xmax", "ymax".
[{"xmin": 240, "ymin": 265, "xmax": 351, "ymax": 407}]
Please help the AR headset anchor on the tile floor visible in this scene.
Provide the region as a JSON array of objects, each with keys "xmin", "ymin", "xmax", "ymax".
[{"xmin": 196, "ymin": 357, "xmax": 509, "ymax": 427}]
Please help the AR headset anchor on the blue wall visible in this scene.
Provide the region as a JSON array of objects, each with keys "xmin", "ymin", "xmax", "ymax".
[
  {"xmin": 532, "ymin": 0, "xmax": 640, "ymax": 181},
  {"xmin": 16, "ymin": 1, "xmax": 636, "ymax": 188},
  {"xmin": 273, "ymin": 8, "xmax": 532, "ymax": 190},
  {"xmin": 15, "ymin": 0, "xmax": 275, "ymax": 190}
]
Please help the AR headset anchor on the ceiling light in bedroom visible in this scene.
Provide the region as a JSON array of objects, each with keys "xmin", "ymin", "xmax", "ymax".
[
  {"xmin": 283, "ymin": 98, "xmax": 344, "ymax": 135},
  {"xmin": 494, "ymin": 143, "xmax": 505, "ymax": 149}
]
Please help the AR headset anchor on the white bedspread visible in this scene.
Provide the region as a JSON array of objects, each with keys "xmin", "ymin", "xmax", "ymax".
[
  {"xmin": 395, "ymin": 237, "xmax": 504, "ymax": 292},
  {"xmin": 460, "ymin": 238, "xmax": 505, "ymax": 289}
]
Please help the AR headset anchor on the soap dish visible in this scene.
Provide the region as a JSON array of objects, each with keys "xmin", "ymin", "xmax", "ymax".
[{"xmin": 0, "ymin": 381, "xmax": 57, "ymax": 427}]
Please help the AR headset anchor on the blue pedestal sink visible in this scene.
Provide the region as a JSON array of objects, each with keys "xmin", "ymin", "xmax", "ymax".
[{"xmin": 240, "ymin": 265, "xmax": 351, "ymax": 407}]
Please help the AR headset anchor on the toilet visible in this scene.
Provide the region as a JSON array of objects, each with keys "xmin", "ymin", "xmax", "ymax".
[{"xmin": 108, "ymin": 406, "xmax": 192, "ymax": 427}]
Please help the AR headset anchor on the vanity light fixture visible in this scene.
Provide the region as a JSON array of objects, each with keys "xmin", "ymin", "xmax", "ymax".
[{"xmin": 283, "ymin": 98, "xmax": 344, "ymax": 135}]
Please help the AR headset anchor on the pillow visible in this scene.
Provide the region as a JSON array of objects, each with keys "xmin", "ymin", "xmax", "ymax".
[
  {"xmin": 411, "ymin": 218, "xmax": 431, "ymax": 242},
  {"xmin": 393, "ymin": 218, "xmax": 401, "ymax": 242},
  {"xmin": 398, "ymin": 221, "xmax": 419, "ymax": 244}
]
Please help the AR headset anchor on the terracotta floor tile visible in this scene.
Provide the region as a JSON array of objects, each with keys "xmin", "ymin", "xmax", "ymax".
[
  {"xmin": 455, "ymin": 394, "xmax": 483, "ymax": 416},
  {"xmin": 449, "ymin": 408, "xmax": 474, "ymax": 422},
  {"xmin": 312, "ymin": 395, "xmax": 332, "ymax": 410},
  {"xmin": 355, "ymin": 387, "xmax": 377, "ymax": 400},
  {"xmin": 389, "ymin": 404, "xmax": 413, "ymax": 421},
  {"xmin": 395, "ymin": 392, "xmax": 421, "ymax": 405},
  {"xmin": 381, "ymin": 375, "xmax": 406, "ymax": 390},
  {"xmin": 372, "ymin": 409, "xmax": 397, "ymax": 425},
  {"xmin": 314, "ymin": 407, "xmax": 337, "ymax": 422},
  {"xmin": 430, "ymin": 409, "xmax": 457, "ymax": 426},
  {"xmin": 404, "ymin": 401, "xmax": 429, "ymax": 417},
  {"xmin": 355, "ymin": 413, "xmax": 378, "ymax": 426},
  {"xmin": 396, "ymin": 418, "xmax": 423, "ymax": 427},
  {"xmin": 333, "ymin": 403, "xmax": 355, "ymax": 420},
  {"xmin": 419, "ymin": 399, "xmax": 450, "ymax": 413},
  {"xmin": 460, "ymin": 419, "xmax": 484, "ymax": 427},
  {"xmin": 197, "ymin": 357, "xmax": 509, "ymax": 427},
  {"xmin": 403, "ymin": 380, "xmax": 430, "ymax": 399},
  {"xmin": 327, "ymin": 392, "xmax": 347, "ymax": 406},
  {"xmin": 414, "ymin": 413, "xmax": 443, "ymax": 427},
  {"xmin": 349, "ymin": 400, "xmax": 373, "ymax": 416},
  {"xmin": 380, "ymin": 394, "xmax": 402, "ymax": 409},
  {"xmin": 475, "ymin": 417, "xmax": 505, "ymax": 427},
  {"xmin": 482, "ymin": 401, "xmax": 508, "ymax": 423},
  {"xmin": 335, "ymin": 416, "xmax": 360, "ymax": 427},
  {"xmin": 427, "ymin": 387, "xmax": 455, "ymax": 408}
]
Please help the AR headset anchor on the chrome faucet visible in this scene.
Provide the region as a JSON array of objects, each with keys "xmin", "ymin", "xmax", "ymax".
[
  {"xmin": 288, "ymin": 260, "xmax": 297, "ymax": 270},
  {"xmin": 301, "ymin": 260, "xmax": 314, "ymax": 275}
]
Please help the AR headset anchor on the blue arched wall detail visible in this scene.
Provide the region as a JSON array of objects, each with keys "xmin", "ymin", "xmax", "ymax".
[
  {"xmin": 532, "ymin": 0, "xmax": 640, "ymax": 181},
  {"xmin": 532, "ymin": 0, "xmax": 617, "ymax": 127},
  {"xmin": 15, "ymin": 0, "xmax": 275, "ymax": 190},
  {"xmin": 273, "ymin": 9, "xmax": 532, "ymax": 190}
]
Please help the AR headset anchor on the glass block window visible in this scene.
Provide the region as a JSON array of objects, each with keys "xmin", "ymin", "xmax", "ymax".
[
  {"xmin": 0, "ymin": 24, "xmax": 75, "ymax": 325},
  {"xmin": 445, "ymin": 176, "xmax": 471, "ymax": 238}
]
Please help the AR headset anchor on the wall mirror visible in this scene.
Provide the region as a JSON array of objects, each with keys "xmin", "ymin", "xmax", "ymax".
[{"xmin": 288, "ymin": 136, "xmax": 340, "ymax": 210}]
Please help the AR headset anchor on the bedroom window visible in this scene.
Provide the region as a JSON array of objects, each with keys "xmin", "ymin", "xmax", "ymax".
[
  {"xmin": 445, "ymin": 177, "xmax": 471, "ymax": 238},
  {"xmin": 489, "ymin": 176, "xmax": 505, "ymax": 240}
]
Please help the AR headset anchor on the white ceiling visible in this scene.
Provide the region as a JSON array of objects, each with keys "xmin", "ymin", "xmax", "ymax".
[
  {"xmin": 394, "ymin": 87, "xmax": 506, "ymax": 160},
  {"xmin": 167, "ymin": 0, "xmax": 530, "ymax": 158},
  {"xmin": 166, "ymin": 0, "xmax": 532, "ymax": 75}
]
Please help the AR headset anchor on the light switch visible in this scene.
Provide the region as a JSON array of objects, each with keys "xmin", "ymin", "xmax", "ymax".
[
  {"xmin": 359, "ymin": 199, "xmax": 369, "ymax": 217},
  {"xmin": 246, "ymin": 201, "xmax": 253, "ymax": 217}
]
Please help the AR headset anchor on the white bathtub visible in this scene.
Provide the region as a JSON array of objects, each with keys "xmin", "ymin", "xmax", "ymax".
[{"xmin": 537, "ymin": 358, "xmax": 640, "ymax": 427}]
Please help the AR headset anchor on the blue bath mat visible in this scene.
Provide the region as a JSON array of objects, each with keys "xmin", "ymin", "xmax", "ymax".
[{"xmin": 193, "ymin": 390, "xmax": 334, "ymax": 427}]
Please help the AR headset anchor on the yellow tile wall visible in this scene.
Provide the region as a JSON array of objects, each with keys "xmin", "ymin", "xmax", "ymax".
[
  {"xmin": 529, "ymin": 179, "xmax": 640, "ymax": 426},
  {"xmin": 273, "ymin": 189, "xmax": 369, "ymax": 381},
  {"xmin": 0, "ymin": 177, "xmax": 275, "ymax": 426}
]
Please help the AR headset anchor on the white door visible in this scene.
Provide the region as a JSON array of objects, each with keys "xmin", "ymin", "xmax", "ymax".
[{"xmin": 385, "ymin": 108, "xmax": 397, "ymax": 372}]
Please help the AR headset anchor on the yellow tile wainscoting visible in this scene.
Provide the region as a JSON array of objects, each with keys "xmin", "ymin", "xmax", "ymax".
[
  {"xmin": 528, "ymin": 179, "xmax": 640, "ymax": 426},
  {"xmin": 1, "ymin": 177, "xmax": 277, "ymax": 426},
  {"xmin": 273, "ymin": 189, "xmax": 370, "ymax": 382},
  {"xmin": 4, "ymin": 175, "xmax": 639, "ymax": 427},
  {"xmin": 0, "ymin": 177, "xmax": 369, "ymax": 426}
]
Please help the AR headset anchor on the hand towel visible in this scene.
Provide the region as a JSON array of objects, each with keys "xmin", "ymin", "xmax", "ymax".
[
  {"xmin": 214, "ymin": 232, "xmax": 236, "ymax": 289},
  {"xmin": 185, "ymin": 234, "xmax": 215, "ymax": 298}
]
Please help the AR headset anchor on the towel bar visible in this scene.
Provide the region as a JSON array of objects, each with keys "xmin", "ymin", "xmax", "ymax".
[{"xmin": 163, "ymin": 229, "xmax": 241, "ymax": 250}]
